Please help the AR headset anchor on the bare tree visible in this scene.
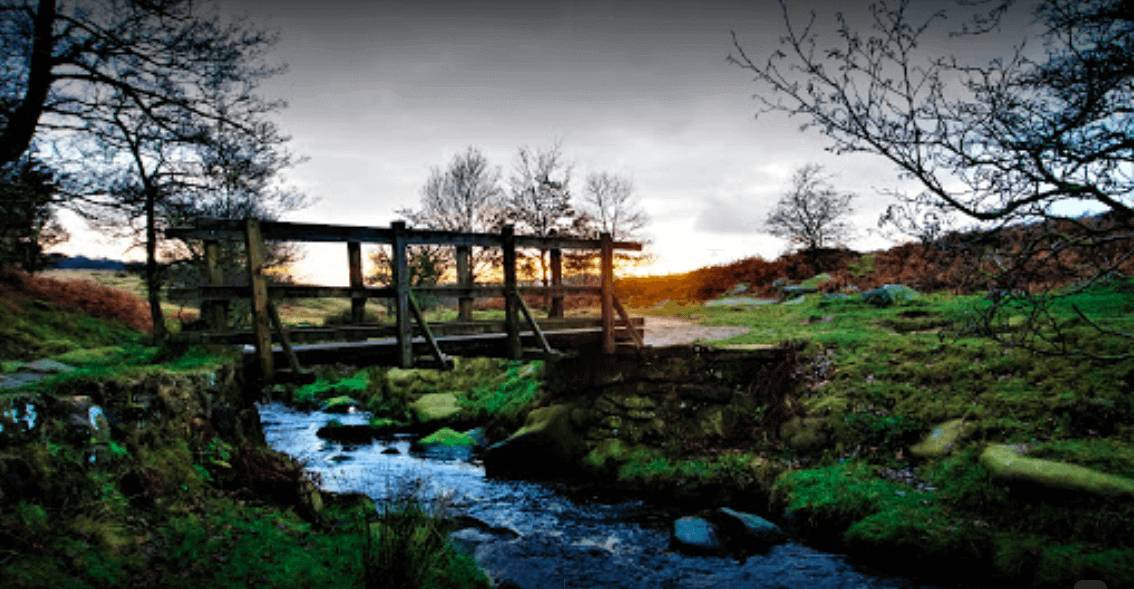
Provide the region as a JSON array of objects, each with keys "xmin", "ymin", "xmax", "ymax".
[
  {"xmin": 730, "ymin": 0, "xmax": 1134, "ymax": 357},
  {"xmin": 765, "ymin": 163, "xmax": 856, "ymax": 252},
  {"xmin": 582, "ymin": 171, "xmax": 649, "ymax": 240},
  {"xmin": 397, "ymin": 146, "xmax": 506, "ymax": 281},
  {"xmin": 1, "ymin": 0, "xmax": 300, "ymax": 341},
  {"xmin": 0, "ymin": 0, "xmax": 283, "ymax": 167},
  {"xmin": 505, "ymin": 142, "xmax": 584, "ymax": 285}
]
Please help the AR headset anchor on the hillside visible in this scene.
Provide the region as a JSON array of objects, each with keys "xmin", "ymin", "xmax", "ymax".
[{"xmin": 617, "ymin": 220, "xmax": 1134, "ymax": 306}]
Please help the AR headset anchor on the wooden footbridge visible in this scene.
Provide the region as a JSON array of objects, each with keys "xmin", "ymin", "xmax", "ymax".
[{"xmin": 165, "ymin": 218, "xmax": 644, "ymax": 384}]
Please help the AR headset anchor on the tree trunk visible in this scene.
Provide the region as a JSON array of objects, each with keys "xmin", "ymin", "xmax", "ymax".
[
  {"xmin": 0, "ymin": 0, "xmax": 57, "ymax": 166},
  {"xmin": 145, "ymin": 187, "xmax": 167, "ymax": 343}
]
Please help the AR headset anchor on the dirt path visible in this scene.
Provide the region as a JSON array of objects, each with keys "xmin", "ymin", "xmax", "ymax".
[{"xmin": 642, "ymin": 316, "xmax": 749, "ymax": 347}]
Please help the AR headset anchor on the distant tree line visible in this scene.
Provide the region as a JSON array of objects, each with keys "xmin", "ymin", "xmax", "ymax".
[{"xmin": 369, "ymin": 142, "xmax": 650, "ymax": 299}]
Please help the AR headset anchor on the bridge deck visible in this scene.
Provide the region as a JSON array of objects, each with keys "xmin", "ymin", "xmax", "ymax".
[{"xmin": 245, "ymin": 326, "xmax": 643, "ymax": 371}]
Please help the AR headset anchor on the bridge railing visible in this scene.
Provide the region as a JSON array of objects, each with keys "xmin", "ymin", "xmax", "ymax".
[{"xmin": 165, "ymin": 218, "xmax": 643, "ymax": 379}]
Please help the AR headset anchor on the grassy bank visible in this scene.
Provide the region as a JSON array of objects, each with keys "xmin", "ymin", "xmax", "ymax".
[
  {"xmin": 0, "ymin": 269, "xmax": 493, "ymax": 589},
  {"xmin": 629, "ymin": 276, "xmax": 1134, "ymax": 587}
]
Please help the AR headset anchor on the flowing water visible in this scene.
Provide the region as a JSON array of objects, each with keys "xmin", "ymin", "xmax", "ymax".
[{"xmin": 259, "ymin": 401, "xmax": 950, "ymax": 589}]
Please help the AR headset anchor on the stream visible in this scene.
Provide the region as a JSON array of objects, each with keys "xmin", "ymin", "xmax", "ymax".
[{"xmin": 259, "ymin": 401, "xmax": 950, "ymax": 589}]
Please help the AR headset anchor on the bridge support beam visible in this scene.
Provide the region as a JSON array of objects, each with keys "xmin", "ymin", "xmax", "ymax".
[
  {"xmin": 549, "ymin": 248, "xmax": 563, "ymax": 318},
  {"xmin": 600, "ymin": 232, "xmax": 615, "ymax": 354},
  {"xmin": 348, "ymin": 241, "xmax": 365, "ymax": 325},
  {"xmin": 244, "ymin": 218, "xmax": 274, "ymax": 381},
  {"xmin": 392, "ymin": 221, "xmax": 412, "ymax": 368},
  {"xmin": 204, "ymin": 239, "xmax": 228, "ymax": 331},
  {"xmin": 502, "ymin": 225, "xmax": 521, "ymax": 360},
  {"xmin": 457, "ymin": 245, "xmax": 473, "ymax": 321}
]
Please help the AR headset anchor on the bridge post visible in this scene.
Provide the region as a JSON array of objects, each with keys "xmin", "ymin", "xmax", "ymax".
[
  {"xmin": 456, "ymin": 245, "xmax": 473, "ymax": 321},
  {"xmin": 502, "ymin": 225, "xmax": 521, "ymax": 360},
  {"xmin": 600, "ymin": 232, "xmax": 615, "ymax": 354},
  {"xmin": 549, "ymin": 247, "xmax": 563, "ymax": 318},
  {"xmin": 392, "ymin": 221, "xmax": 413, "ymax": 368},
  {"xmin": 244, "ymin": 218, "xmax": 274, "ymax": 380},
  {"xmin": 204, "ymin": 239, "xmax": 228, "ymax": 330},
  {"xmin": 348, "ymin": 241, "xmax": 365, "ymax": 324}
]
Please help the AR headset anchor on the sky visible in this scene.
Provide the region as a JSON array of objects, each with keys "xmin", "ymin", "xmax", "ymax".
[{"xmin": 52, "ymin": 0, "xmax": 1042, "ymax": 285}]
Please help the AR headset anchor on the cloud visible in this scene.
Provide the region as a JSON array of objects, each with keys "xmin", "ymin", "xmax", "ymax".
[{"xmin": 693, "ymin": 194, "xmax": 761, "ymax": 234}]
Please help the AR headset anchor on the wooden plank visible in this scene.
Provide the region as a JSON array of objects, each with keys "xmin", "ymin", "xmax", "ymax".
[
  {"xmin": 612, "ymin": 295, "xmax": 644, "ymax": 349},
  {"xmin": 348, "ymin": 241, "xmax": 365, "ymax": 323},
  {"xmin": 456, "ymin": 244, "xmax": 473, "ymax": 321},
  {"xmin": 600, "ymin": 232, "xmax": 615, "ymax": 354},
  {"xmin": 267, "ymin": 301, "xmax": 304, "ymax": 375},
  {"xmin": 167, "ymin": 218, "xmax": 643, "ymax": 250},
  {"xmin": 170, "ymin": 285, "xmax": 396, "ymax": 302},
  {"xmin": 514, "ymin": 292, "xmax": 554, "ymax": 355},
  {"xmin": 415, "ymin": 285, "xmax": 600, "ymax": 297},
  {"xmin": 408, "ymin": 291, "xmax": 453, "ymax": 369},
  {"xmin": 169, "ymin": 317, "xmax": 646, "ymax": 345},
  {"xmin": 244, "ymin": 218, "xmax": 274, "ymax": 381},
  {"xmin": 170, "ymin": 283, "xmax": 602, "ymax": 303},
  {"xmin": 251, "ymin": 327, "xmax": 645, "ymax": 366},
  {"xmin": 392, "ymin": 221, "xmax": 413, "ymax": 368},
  {"xmin": 502, "ymin": 225, "xmax": 520, "ymax": 360}
]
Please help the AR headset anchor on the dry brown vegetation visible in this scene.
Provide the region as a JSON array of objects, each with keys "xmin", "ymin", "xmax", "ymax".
[
  {"xmin": 0, "ymin": 268, "xmax": 153, "ymax": 332},
  {"xmin": 616, "ymin": 219, "xmax": 1134, "ymax": 307}
]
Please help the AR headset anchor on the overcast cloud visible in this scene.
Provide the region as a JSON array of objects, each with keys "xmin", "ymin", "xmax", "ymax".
[{"xmin": 53, "ymin": 0, "xmax": 1043, "ymax": 282}]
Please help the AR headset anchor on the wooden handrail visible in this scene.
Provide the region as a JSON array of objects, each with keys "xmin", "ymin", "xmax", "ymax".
[{"xmin": 169, "ymin": 218, "xmax": 643, "ymax": 383}]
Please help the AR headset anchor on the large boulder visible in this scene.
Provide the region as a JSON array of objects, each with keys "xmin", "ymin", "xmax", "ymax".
[
  {"xmin": 483, "ymin": 404, "xmax": 588, "ymax": 478},
  {"xmin": 410, "ymin": 392, "xmax": 462, "ymax": 423},
  {"xmin": 980, "ymin": 444, "xmax": 1134, "ymax": 497},
  {"xmin": 670, "ymin": 516, "xmax": 724, "ymax": 556}
]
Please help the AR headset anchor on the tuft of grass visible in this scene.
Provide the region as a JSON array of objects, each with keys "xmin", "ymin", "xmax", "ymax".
[{"xmin": 363, "ymin": 477, "xmax": 491, "ymax": 589}]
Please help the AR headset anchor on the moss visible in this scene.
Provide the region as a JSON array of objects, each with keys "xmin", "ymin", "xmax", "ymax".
[
  {"xmin": 979, "ymin": 444, "xmax": 1134, "ymax": 497},
  {"xmin": 909, "ymin": 418, "xmax": 977, "ymax": 458},
  {"xmin": 417, "ymin": 427, "xmax": 477, "ymax": 447},
  {"xmin": 410, "ymin": 392, "xmax": 462, "ymax": 423}
]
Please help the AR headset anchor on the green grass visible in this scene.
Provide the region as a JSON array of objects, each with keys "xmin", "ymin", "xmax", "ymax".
[
  {"xmin": 363, "ymin": 477, "xmax": 491, "ymax": 589},
  {"xmin": 637, "ymin": 281, "xmax": 1134, "ymax": 585}
]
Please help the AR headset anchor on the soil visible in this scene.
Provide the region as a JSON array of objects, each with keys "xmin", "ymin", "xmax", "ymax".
[{"xmin": 642, "ymin": 316, "xmax": 748, "ymax": 347}]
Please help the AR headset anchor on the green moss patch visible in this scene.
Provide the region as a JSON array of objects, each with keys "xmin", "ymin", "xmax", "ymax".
[
  {"xmin": 979, "ymin": 444, "xmax": 1134, "ymax": 497},
  {"xmin": 418, "ymin": 427, "xmax": 477, "ymax": 447},
  {"xmin": 411, "ymin": 392, "xmax": 462, "ymax": 423}
]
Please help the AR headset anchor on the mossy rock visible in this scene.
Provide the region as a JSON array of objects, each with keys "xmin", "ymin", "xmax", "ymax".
[
  {"xmin": 909, "ymin": 418, "xmax": 976, "ymax": 458},
  {"xmin": 801, "ymin": 273, "xmax": 833, "ymax": 288},
  {"xmin": 413, "ymin": 427, "xmax": 477, "ymax": 460},
  {"xmin": 410, "ymin": 392, "xmax": 462, "ymax": 423},
  {"xmin": 417, "ymin": 427, "xmax": 477, "ymax": 448},
  {"xmin": 779, "ymin": 416, "xmax": 832, "ymax": 452},
  {"xmin": 979, "ymin": 444, "xmax": 1134, "ymax": 497},
  {"xmin": 320, "ymin": 395, "xmax": 359, "ymax": 414},
  {"xmin": 584, "ymin": 437, "xmax": 632, "ymax": 470},
  {"xmin": 695, "ymin": 405, "xmax": 732, "ymax": 438},
  {"xmin": 483, "ymin": 404, "xmax": 588, "ymax": 478},
  {"xmin": 862, "ymin": 284, "xmax": 919, "ymax": 307}
]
